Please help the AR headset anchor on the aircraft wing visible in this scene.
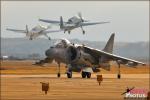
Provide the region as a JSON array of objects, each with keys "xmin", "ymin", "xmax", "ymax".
[
  {"xmin": 39, "ymin": 19, "xmax": 67, "ymax": 25},
  {"xmin": 6, "ymin": 28, "xmax": 27, "ymax": 33},
  {"xmin": 81, "ymin": 22, "xmax": 110, "ymax": 26},
  {"xmin": 82, "ymin": 46, "xmax": 146, "ymax": 66}
]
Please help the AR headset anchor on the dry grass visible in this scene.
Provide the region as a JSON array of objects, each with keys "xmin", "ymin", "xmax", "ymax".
[
  {"xmin": 0, "ymin": 60, "xmax": 149, "ymax": 75},
  {"xmin": 1, "ymin": 76, "xmax": 149, "ymax": 100}
]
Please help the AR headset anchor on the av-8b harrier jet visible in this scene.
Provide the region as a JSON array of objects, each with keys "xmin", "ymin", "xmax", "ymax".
[
  {"xmin": 39, "ymin": 12, "xmax": 109, "ymax": 34},
  {"xmin": 6, "ymin": 25, "xmax": 60, "ymax": 40},
  {"xmin": 35, "ymin": 33, "xmax": 145, "ymax": 79}
]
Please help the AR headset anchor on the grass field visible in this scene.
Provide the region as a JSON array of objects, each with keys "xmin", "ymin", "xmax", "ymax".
[{"xmin": 0, "ymin": 60, "xmax": 149, "ymax": 75}]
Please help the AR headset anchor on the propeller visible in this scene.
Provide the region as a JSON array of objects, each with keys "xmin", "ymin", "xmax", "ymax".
[
  {"xmin": 78, "ymin": 12, "xmax": 89, "ymax": 22},
  {"xmin": 78, "ymin": 12, "xmax": 84, "ymax": 22}
]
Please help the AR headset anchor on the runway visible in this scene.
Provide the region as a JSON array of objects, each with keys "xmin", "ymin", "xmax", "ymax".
[{"xmin": 1, "ymin": 74, "xmax": 149, "ymax": 100}]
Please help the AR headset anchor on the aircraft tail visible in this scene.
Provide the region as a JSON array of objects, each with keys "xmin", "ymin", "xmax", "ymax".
[
  {"xmin": 26, "ymin": 25, "xmax": 29, "ymax": 33},
  {"xmin": 60, "ymin": 16, "xmax": 64, "ymax": 29},
  {"xmin": 103, "ymin": 33, "xmax": 115, "ymax": 53},
  {"xmin": 25, "ymin": 25, "xmax": 29, "ymax": 36}
]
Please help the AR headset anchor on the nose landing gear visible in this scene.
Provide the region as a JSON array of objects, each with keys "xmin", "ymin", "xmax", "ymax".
[
  {"xmin": 67, "ymin": 72, "xmax": 72, "ymax": 78},
  {"xmin": 68, "ymin": 31, "xmax": 71, "ymax": 34},
  {"xmin": 57, "ymin": 63, "xmax": 61, "ymax": 78}
]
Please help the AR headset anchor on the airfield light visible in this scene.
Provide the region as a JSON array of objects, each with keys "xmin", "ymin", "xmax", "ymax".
[
  {"xmin": 40, "ymin": 82, "xmax": 49, "ymax": 95},
  {"xmin": 97, "ymin": 75, "xmax": 103, "ymax": 86}
]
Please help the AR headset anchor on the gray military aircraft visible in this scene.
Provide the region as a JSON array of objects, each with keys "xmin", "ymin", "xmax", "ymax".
[
  {"xmin": 6, "ymin": 25, "xmax": 60, "ymax": 40},
  {"xmin": 35, "ymin": 33, "xmax": 146, "ymax": 79},
  {"xmin": 39, "ymin": 12, "xmax": 109, "ymax": 34}
]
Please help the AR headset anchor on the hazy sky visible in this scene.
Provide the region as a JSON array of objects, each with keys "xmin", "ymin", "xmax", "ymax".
[{"xmin": 1, "ymin": 1, "xmax": 149, "ymax": 42}]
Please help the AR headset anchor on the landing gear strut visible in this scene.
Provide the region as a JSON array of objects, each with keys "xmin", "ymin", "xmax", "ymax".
[
  {"xmin": 30, "ymin": 37, "xmax": 33, "ymax": 40},
  {"xmin": 83, "ymin": 30, "xmax": 85, "ymax": 34},
  {"xmin": 80, "ymin": 26, "xmax": 85, "ymax": 34},
  {"xmin": 117, "ymin": 62, "xmax": 121, "ymax": 79},
  {"xmin": 45, "ymin": 34, "xmax": 51, "ymax": 40},
  {"xmin": 48, "ymin": 37, "xmax": 51, "ymax": 40},
  {"xmin": 68, "ymin": 31, "xmax": 71, "ymax": 34},
  {"xmin": 66, "ymin": 65, "xmax": 72, "ymax": 78},
  {"xmin": 67, "ymin": 72, "xmax": 72, "ymax": 78},
  {"xmin": 57, "ymin": 63, "xmax": 61, "ymax": 78}
]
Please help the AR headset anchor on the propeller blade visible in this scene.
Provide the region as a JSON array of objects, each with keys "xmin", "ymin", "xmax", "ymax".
[
  {"xmin": 78, "ymin": 12, "xmax": 82, "ymax": 18},
  {"xmin": 78, "ymin": 12, "xmax": 84, "ymax": 22}
]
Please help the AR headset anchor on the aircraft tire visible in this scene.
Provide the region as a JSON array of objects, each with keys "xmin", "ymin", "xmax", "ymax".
[
  {"xmin": 86, "ymin": 72, "xmax": 91, "ymax": 78},
  {"xmin": 83, "ymin": 31, "xmax": 85, "ymax": 34},
  {"xmin": 57, "ymin": 73, "xmax": 61, "ymax": 78},
  {"xmin": 82, "ymin": 71, "xmax": 86, "ymax": 78},
  {"xmin": 117, "ymin": 74, "xmax": 121, "ymax": 79},
  {"xmin": 67, "ymin": 72, "xmax": 72, "ymax": 78}
]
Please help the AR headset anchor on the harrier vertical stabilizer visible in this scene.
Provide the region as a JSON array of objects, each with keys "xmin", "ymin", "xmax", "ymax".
[{"xmin": 103, "ymin": 33, "xmax": 115, "ymax": 53}]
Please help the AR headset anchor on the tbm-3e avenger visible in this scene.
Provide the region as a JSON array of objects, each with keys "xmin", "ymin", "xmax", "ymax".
[
  {"xmin": 35, "ymin": 33, "xmax": 146, "ymax": 79},
  {"xmin": 6, "ymin": 25, "xmax": 60, "ymax": 40},
  {"xmin": 39, "ymin": 12, "xmax": 109, "ymax": 34}
]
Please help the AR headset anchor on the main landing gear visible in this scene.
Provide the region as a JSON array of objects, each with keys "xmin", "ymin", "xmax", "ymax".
[
  {"xmin": 44, "ymin": 34, "xmax": 51, "ymax": 40},
  {"xmin": 66, "ymin": 65, "xmax": 72, "ymax": 78},
  {"xmin": 29, "ymin": 37, "xmax": 33, "ymax": 40},
  {"xmin": 117, "ymin": 62, "xmax": 121, "ymax": 79},
  {"xmin": 68, "ymin": 31, "xmax": 71, "ymax": 34},
  {"xmin": 80, "ymin": 26, "xmax": 85, "ymax": 34},
  {"xmin": 82, "ymin": 71, "xmax": 91, "ymax": 78},
  {"xmin": 82, "ymin": 30, "xmax": 85, "ymax": 34},
  {"xmin": 48, "ymin": 37, "xmax": 51, "ymax": 40}
]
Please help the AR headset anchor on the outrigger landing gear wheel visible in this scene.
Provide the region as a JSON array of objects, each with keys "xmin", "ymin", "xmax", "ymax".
[
  {"xmin": 117, "ymin": 74, "xmax": 121, "ymax": 79},
  {"xmin": 67, "ymin": 72, "xmax": 72, "ymax": 78},
  {"xmin": 57, "ymin": 73, "xmax": 61, "ymax": 78}
]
